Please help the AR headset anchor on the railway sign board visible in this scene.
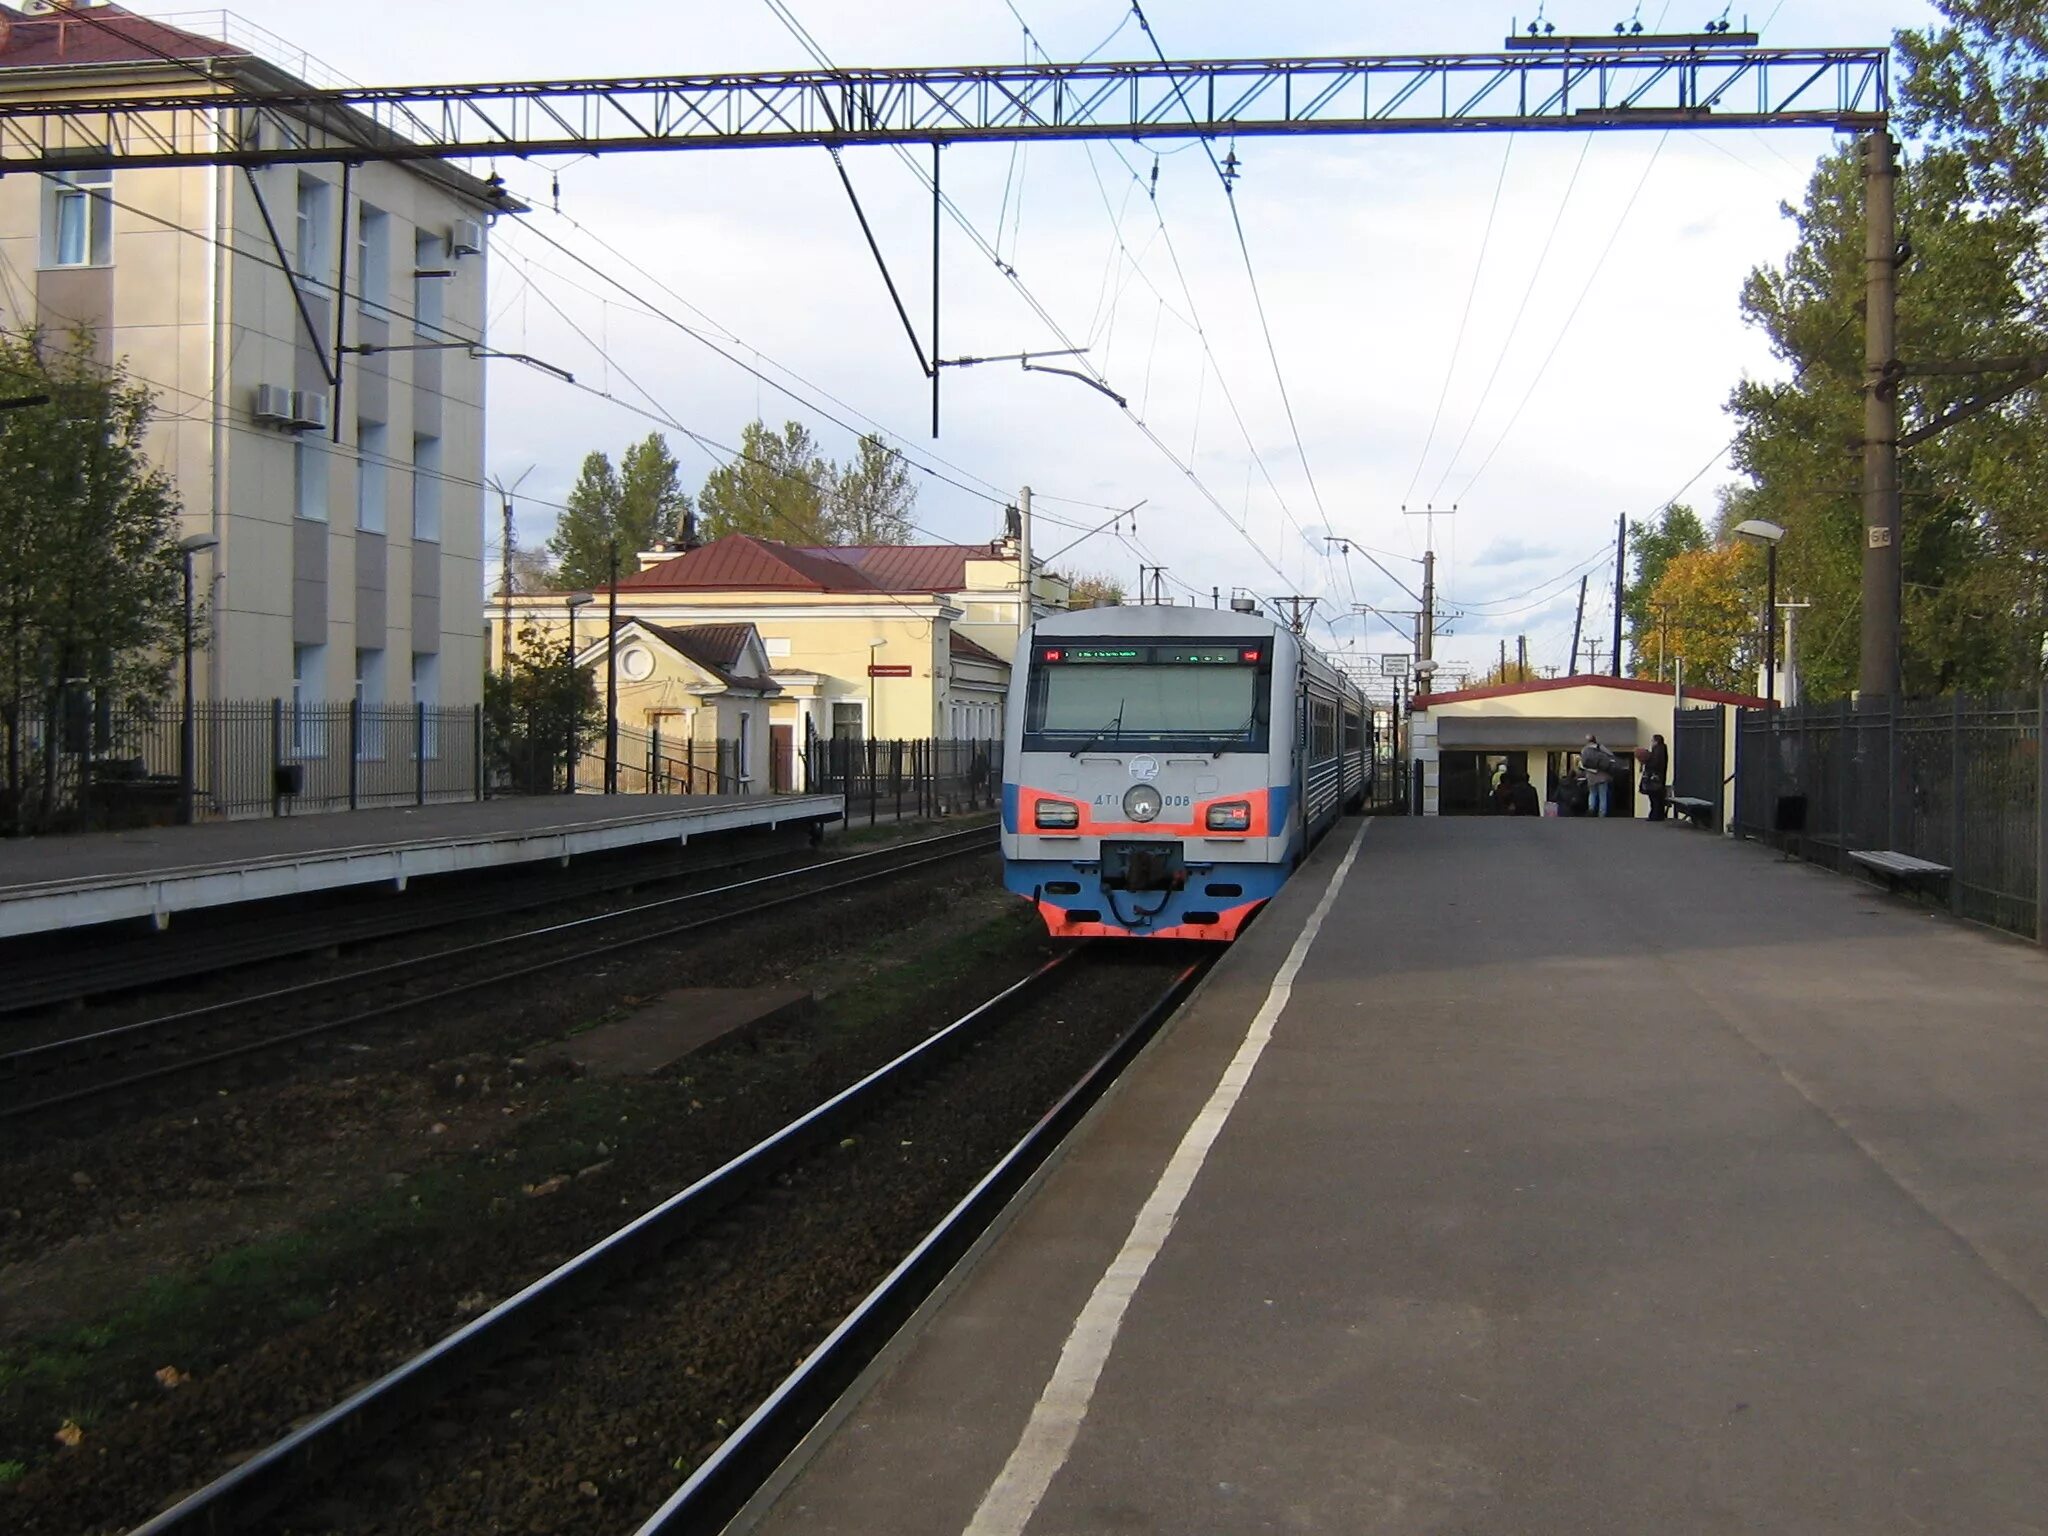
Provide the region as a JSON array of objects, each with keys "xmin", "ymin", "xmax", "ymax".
[
  {"xmin": 1379, "ymin": 654, "xmax": 1411, "ymax": 679},
  {"xmin": 867, "ymin": 664, "xmax": 914, "ymax": 678}
]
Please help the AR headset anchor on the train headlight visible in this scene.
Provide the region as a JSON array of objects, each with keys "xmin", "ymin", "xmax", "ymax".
[
  {"xmin": 1206, "ymin": 800, "xmax": 1252, "ymax": 831},
  {"xmin": 1034, "ymin": 799, "xmax": 1080, "ymax": 829},
  {"xmin": 1122, "ymin": 784, "xmax": 1163, "ymax": 822}
]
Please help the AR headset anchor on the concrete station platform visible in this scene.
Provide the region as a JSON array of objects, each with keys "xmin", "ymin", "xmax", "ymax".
[
  {"xmin": 0, "ymin": 793, "xmax": 842, "ymax": 939},
  {"xmin": 749, "ymin": 817, "xmax": 2048, "ymax": 1535}
]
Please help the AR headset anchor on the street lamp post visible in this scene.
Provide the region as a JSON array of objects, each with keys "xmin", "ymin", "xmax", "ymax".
[
  {"xmin": 1733, "ymin": 520, "xmax": 1787, "ymax": 709},
  {"xmin": 564, "ymin": 591, "xmax": 593, "ymax": 792},
  {"xmin": 604, "ymin": 540, "xmax": 619, "ymax": 795},
  {"xmin": 176, "ymin": 533, "xmax": 219, "ymax": 825}
]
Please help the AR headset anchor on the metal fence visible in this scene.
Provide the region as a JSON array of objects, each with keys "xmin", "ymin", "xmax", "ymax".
[
  {"xmin": 572, "ymin": 724, "xmax": 743, "ymax": 797},
  {"xmin": 1733, "ymin": 693, "xmax": 2043, "ymax": 938},
  {"xmin": 6, "ymin": 698, "xmax": 485, "ymax": 831},
  {"xmin": 805, "ymin": 737, "xmax": 1002, "ymax": 825}
]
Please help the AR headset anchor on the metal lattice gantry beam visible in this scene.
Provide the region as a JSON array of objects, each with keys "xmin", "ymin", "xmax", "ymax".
[{"xmin": 0, "ymin": 43, "xmax": 1888, "ymax": 174}]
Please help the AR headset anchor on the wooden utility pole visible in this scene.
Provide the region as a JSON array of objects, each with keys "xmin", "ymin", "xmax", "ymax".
[
  {"xmin": 1611, "ymin": 512, "xmax": 1627, "ymax": 677},
  {"xmin": 1516, "ymin": 634, "xmax": 1527, "ymax": 682},
  {"xmin": 1569, "ymin": 574, "xmax": 1587, "ymax": 674},
  {"xmin": 1860, "ymin": 129, "xmax": 1901, "ymax": 701},
  {"xmin": 1420, "ymin": 549, "xmax": 1436, "ymax": 672}
]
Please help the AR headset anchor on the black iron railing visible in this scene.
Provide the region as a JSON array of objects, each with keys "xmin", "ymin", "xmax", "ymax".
[
  {"xmin": 804, "ymin": 737, "xmax": 1002, "ymax": 825},
  {"xmin": 1733, "ymin": 693, "xmax": 2043, "ymax": 939}
]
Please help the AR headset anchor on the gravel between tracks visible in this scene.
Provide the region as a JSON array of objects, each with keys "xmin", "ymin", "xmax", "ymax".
[{"xmin": 269, "ymin": 953, "xmax": 1188, "ymax": 1536}]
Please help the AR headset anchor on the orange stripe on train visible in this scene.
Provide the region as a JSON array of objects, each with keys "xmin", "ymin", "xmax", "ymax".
[{"xmin": 1016, "ymin": 784, "xmax": 1271, "ymax": 839}]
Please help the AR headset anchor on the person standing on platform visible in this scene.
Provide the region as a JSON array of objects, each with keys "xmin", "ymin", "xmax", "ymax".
[
  {"xmin": 1582, "ymin": 734, "xmax": 1616, "ymax": 819},
  {"xmin": 1494, "ymin": 769, "xmax": 1540, "ymax": 817},
  {"xmin": 1642, "ymin": 733, "xmax": 1670, "ymax": 822}
]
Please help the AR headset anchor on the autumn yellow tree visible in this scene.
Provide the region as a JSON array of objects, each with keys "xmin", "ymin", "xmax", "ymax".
[{"xmin": 1642, "ymin": 544, "xmax": 1764, "ymax": 694}]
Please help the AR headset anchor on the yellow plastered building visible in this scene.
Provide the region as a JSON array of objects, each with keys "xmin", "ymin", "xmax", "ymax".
[{"xmin": 493, "ymin": 534, "xmax": 1071, "ymax": 775}]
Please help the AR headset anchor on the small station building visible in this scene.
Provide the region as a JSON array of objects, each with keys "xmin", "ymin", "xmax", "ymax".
[{"xmin": 1409, "ymin": 674, "xmax": 1769, "ymax": 820}]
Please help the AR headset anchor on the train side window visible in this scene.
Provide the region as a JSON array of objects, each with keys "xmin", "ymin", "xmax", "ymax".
[{"xmin": 1310, "ymin": 699, "xmax": 1337, "ymax": 758}]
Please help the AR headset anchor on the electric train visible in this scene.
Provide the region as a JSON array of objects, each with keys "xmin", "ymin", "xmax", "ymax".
[{"xmin": 1000, "ymin": 605, "xmax": 1369, "ymax": 940}]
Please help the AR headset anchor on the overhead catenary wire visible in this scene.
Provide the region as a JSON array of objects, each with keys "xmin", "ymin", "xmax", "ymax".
[
  {"xmin": 1404, "ymin": 134, "xmax": 1517, "ymax": 504},
  {"xmin": 1127, "ymin": 0, "xmax": 1346, "ymax": 603},
  {"xmin": 1444, "ymin": 133, "xmax": 1672, "ymax": 504},
  {"xmin": 759, "ymin": 0, "xmax": 1330, "ymax": 614},
  {"xmin": 1424, "ymin": 134, "xmax": 1597, "ymax": 501}
]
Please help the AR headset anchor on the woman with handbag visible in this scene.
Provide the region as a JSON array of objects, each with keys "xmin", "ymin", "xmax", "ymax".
[{"xmin": 1640, "ymin": 733, "xmax": 1670, "ymax": 821}]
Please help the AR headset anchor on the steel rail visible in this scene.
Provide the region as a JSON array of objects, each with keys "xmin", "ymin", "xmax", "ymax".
[
  {"xmin": 0, "ymin": 827, "xmax": 997, "ymax": 1123},
  {"xmin": 122, "ymin": 946, "xmax": 1162, "ymax": 1536},
  {"xmin": 639, "ymin": 955, "xmax": 1207, "ymax": 1534}
]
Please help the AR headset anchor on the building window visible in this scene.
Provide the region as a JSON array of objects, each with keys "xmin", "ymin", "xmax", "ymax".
[
  {"xmin": 356, "ymin": 420, "xmax": 386, "ymax": 532},
  {"xmin": 293, "ymin": 440, "xmax": 328, "ymax": 522},
  {"xmin": 356, "ymin": 204, "xmax": 388, "ymax": 315},
  {"xmin": 295, "ymin": 174, "xmax": 332, "ymax": 277},
  {"xmin": 738, "ymin": 711, "xmax": 750, "ymax": 781},
  {"xmin": 831, "ymin": 701, "xmax": 864, "ymax": 742},
  {"xmin": 42, "ymin": 167, "xmax": 112, "ymax": 268},
  {"xmin": 412, "ymin": 651, "xmax": 440, "ymax": 758},
  {"xmin": 414, "ymin": 230, "xmax": 446, "ymax": 335},
  {"xmin": 292, "ymin": 642, "xmax": 326, "ymax": 757},
  {"xmin": 411, "ymin": 434, "xmax": 441, "ymax": 542},
  {"xmin": 355, "ymin": 647, "xmax": 386, "ymax": 758}
]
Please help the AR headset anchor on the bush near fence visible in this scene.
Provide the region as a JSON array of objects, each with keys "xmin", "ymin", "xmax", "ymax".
[{"xmin": 1733, "ymin": 693, "xmax": 2043, "ymax": 939}]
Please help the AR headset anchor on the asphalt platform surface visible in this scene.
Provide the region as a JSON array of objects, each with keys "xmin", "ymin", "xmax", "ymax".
[{"xmin": 752, "ymin": 817, "xmax": 2048, "ymax": 1536}]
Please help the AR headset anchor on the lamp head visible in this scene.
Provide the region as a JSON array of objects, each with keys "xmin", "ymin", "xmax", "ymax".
[
  {"xmin": 566, "ymin": 592, "xmax": 595, "ymax": 609},
  {"xmin": 177, "ymin": 532, "xmax": 220, "ymax": 555},
  {"xmin": 1732, "ymin": 519, "xmax": 1786, "ymax": 545}
]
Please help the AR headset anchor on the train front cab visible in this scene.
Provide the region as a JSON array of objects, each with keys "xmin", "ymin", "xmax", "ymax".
[{"xmin": 1001, "ymin": 624, "xmax": 1299, "ymax": 941}]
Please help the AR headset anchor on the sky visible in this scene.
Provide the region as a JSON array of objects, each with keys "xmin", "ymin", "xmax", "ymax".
[{"xmin": 137, "ymin": 0, "xmax": 1939, "ymax": 685}]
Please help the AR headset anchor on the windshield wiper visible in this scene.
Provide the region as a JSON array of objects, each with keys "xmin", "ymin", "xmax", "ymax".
[{"xmin": 1069, "ymin": 700, "xmax": 1126, "ymax": 758}]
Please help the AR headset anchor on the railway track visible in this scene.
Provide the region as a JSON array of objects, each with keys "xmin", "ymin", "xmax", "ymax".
[
  {"xmin": 0, "ymin": 825, "xmax": 998, "ymax": 1126},
  {"xmin": 0, "ymin": 821, "xmax": 968, "ymax": 1018},
  {"xmin": 119, "ymin": 944, "xmax": 1206, "ymax": 1536}
]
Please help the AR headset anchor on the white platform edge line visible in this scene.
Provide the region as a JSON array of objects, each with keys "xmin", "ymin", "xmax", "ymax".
[{"xmin": 961, "ymin": 818, "xmax": 1371, "ymax": 1536}]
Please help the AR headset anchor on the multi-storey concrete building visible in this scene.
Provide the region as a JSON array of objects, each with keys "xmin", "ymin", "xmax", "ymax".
[{"xmin": 0, "ymin": 2, "xmax": 516, "ymax": 712}]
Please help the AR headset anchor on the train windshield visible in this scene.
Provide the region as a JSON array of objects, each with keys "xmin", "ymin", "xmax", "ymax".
[{"xmin": 1023, "ymin": 641, "xmax": 1270, "ymax": 752}]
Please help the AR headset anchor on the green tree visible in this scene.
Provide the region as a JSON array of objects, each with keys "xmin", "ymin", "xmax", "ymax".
[
  {"xmin": 547, "ymin": 433, "xmax": 690, "ymax": 588},
  {"xmin": 830, "ymin": 432, "xmax": 917, "ymax": 544},
  {"xmin": 1059, "ymin": 571, "xmax": 1126, "ymax": 609},
  {"xmin": 696, "ymin": 420, "xmax": 835, "ymax": 543},
  {"xmin": 618, "ymin": 432, "xmax": 692, "ymax": 552},
  {"xmin": 1730, "ymin": 133, "xmax": 2046, "ymax": 697},
  {"xmin": 1622, "ymin": 504, "xmax": 1708, "ymax": 675},
  {"xmin": 0, "ymin": 330, "xmax": 185, "ymax": 829},
  {"xmin": 1898, "ymin": 1, "xmax": 2048, "ymax": 318},
  {"xmin": 484, "ymin": 622, "xmax": 602, "ymax": 794}
]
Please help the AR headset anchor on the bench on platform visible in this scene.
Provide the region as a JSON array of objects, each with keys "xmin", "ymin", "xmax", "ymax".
[
  {"xmin": 1848, "ymin": 849, "xmax": 1952, "ymax": 895},
  {"xmin": 1669, "ymin": 795, "xmax": 1715, "ymax": 829}
]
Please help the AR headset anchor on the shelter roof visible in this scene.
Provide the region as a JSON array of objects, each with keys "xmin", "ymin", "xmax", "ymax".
[{"xmin": 1414, "ymin": 672, "xmax": 1770, "ymax": 711}]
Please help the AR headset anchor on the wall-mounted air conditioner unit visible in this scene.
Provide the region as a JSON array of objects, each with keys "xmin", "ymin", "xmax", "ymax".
[
  {"xmin": 449, "ymin": 219, "xmax": 484, "ymax": 257},
  {"xmin": 252, "ymin": 383, "xmax": 294, "ymax": 425},
  {"xmin": 289, "ymin": 390, "xmax": 330, "ymax": 433}
]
